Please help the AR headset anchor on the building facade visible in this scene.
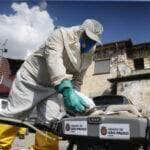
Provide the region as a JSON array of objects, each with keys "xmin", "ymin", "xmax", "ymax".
[
  {"xmin": 0, "ymin": 57, "xmax": 23, "ymax": 97},
  {"xmin": 81, "ymin": 39, "xmax": 150, "ymax": 105}
]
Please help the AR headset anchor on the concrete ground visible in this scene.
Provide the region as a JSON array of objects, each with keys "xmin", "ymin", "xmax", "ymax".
[
  {"xmin": 11, "ymin": 133, "xmax": 69, "ymax": 150},
  {"xmin": 11, "ymin": 133, "xmax": 35, "ymax": 150}
]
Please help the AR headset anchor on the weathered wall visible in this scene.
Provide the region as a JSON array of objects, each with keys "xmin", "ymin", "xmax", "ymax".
[
  {"xmin": 144, "ymin": 57, "xmax": 150, "ymax": 69},
  {"xmin": 117, "ymin": 79, "xmax": 150, "ymax": 107},
  {"xmin": 0, "ymin": 57, "xmax": 11, "ymax": 93},
  {"xmin": 81, "ymin": 62, "xmax": 111, "ymax": 97},
  {"xmin": 0, "ymin": 57, "xmax": 11, "ymax": 77},
  {"xmin": 81, "ymin": 41, "xmax": 150, "ymax": 104},
  {"xmin": 81, "ymin": 49, "xmax": 131, "ymax": 97}
]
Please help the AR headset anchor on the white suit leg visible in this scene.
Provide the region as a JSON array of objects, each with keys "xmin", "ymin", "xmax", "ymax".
[
  {"xmin": 0, "ymin": 67, "xmax": 55, "ymax": 119},
  {"xmin": 36, "ymin": 93, "xmax": 64, "ymax": 124}
]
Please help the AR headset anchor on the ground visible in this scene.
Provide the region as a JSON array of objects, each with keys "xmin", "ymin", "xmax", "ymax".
[
  {"xmin": 11, "ymin": 133, "xmax": 34, "ymax": 150},
  {"xmin": 11, "ymin": 133, "xmax": 68, "ymax": 150}
]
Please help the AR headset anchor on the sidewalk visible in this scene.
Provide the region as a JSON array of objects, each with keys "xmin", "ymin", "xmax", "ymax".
[
  {"xmin": 11, "ymin": 133, "xmax": 68, "ymax": 150},
  {"xmin": 11, "ymin": 133, "xmax": 35, "ymax": 150}
]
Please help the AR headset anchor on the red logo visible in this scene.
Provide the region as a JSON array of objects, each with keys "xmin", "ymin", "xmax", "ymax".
[
  {"xmin": 65, "ymin": 124, "xmax": 70, "ymax": 131},
  {"xmin": 101, "ymin": 126, "xmax": 107, "ymax": 135}
]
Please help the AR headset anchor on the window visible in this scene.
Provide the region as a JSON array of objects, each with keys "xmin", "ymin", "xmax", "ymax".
[
  {"xmin": 134, "ymin": 58, "xmax": 144, "ymax": 70},
  {"xmin": 94, "ymin": 59, "xmax": 110, "ymax": 74}
]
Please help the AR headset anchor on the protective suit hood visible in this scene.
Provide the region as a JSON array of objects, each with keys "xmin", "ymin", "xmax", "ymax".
[{"xmin": 60, "ymin": 26, "xmax": 94, "ymax": 72}]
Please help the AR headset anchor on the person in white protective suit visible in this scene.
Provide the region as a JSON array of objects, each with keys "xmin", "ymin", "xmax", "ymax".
[{"xmin": 0, "ymin": 19, "xmax": 103, "ymax": 150}]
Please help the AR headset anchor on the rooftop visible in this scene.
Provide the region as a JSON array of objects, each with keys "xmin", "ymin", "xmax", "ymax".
[{"xmin": 96, "ymin": 39, "xmax": 150, "ymax": 52}]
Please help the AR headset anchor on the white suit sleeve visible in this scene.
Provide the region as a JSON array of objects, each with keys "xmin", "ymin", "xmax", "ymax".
[
  {"xmin": 73, "ymin": 69, "xmax": 87, "ymax": 91},
  {"xmin": 73, "ymin": 48, "xmax": 94, "ymax": 91},
  {"xmin": 44, "ymin": 29, "xmax": 72, "ymax": 86}
]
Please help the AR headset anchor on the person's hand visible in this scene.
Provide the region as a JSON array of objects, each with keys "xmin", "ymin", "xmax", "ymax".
[
  {"xmin": 62, "ymin": 87, "xmax": 88, "ymax": 112},
  {"xmin": 56, "ymin": 80, "xmax": 89, "ymax": 112}
]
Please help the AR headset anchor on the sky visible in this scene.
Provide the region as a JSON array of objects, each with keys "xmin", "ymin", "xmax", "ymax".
[{"xmin": 0, "ymin": 0, "xmax": 150, "ymax": 59}]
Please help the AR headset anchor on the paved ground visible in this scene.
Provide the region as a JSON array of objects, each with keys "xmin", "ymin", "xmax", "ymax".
[
  {"xmin": 11, "ymin": 133, "xmax": 69, "ymax": 150},
  {"xmin": 11, "ymin": 133, "xmax": 35, "ymax": 150}
]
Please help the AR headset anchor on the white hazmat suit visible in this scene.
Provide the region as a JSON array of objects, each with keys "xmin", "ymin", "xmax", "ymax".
[
  {"xmin": 0, "ymin": 19, "xmax": 104, "ymax": 150},
  {"xmin": 0, "ymin": 26, "xmax": 96, "ymax": 123}
]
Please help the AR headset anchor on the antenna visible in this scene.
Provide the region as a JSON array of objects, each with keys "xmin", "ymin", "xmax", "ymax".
[
  {"xmin": 2, "ymin": 39, "xmax": 8, "ymax": 47},
  {"xmin": 115, "ymin": 42, "xmax": 120, "ymax": 78},
  {"xmin": 0, "ymin": 39, "xmax": 8, "ymax": 57}
]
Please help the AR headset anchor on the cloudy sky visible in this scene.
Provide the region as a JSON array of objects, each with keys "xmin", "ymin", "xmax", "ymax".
[
  {"xmin": 0, "ymin": 1, "xmax": 54, "ymax": 59},
  {"xmin": 0, "ymin": 0, "xmax": 150, "ymax": 59}
]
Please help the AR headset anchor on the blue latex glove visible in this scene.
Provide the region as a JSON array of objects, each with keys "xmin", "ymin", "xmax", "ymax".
[{"xmin": 56, "ymin": 80, "xmax": 88, "ymax": 112}]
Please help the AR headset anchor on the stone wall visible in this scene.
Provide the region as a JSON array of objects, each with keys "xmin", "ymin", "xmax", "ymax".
[
  {"xmin": 81, "ymin": 40, "xmax": 150, "ymax": 101},
  {"xmin": 81, "ymin": 62, "xmax": 111, "ymax": 97},
  {"xmin": 117, "ymin": 79, "xmax": 150, "ymax": 105},
  {"xmin": 144, "ymin": 57, "xmax": 150, "ymax": 69},
  {"xmin": 81, "ymin": 46, "xmax": 131, "ymax": 97}
]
